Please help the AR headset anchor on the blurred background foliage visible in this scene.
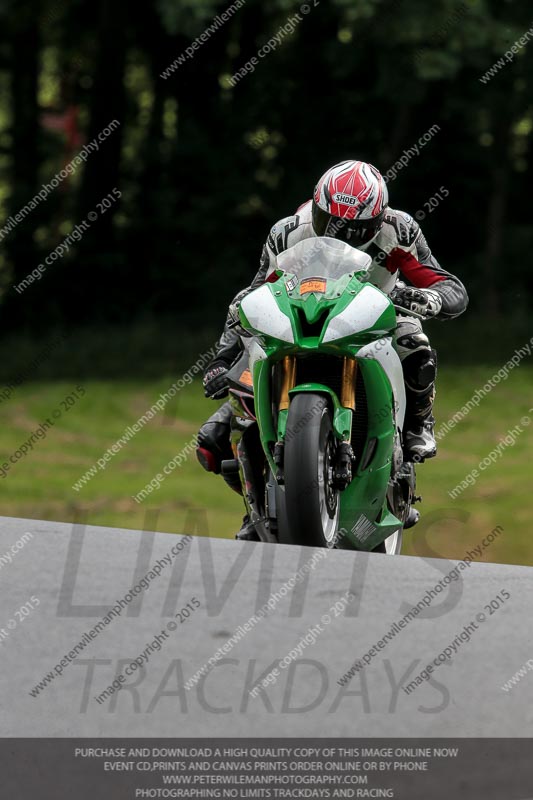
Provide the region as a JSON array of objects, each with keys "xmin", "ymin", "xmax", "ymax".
[{"xmin": 0, "ymin": 0, "xmax": 531, "ymax": 370}]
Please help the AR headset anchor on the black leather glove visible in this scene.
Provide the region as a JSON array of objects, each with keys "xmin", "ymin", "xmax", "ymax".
[
  {"xmin": 390, "ymin": 285, "xmax": 443, "ymax": 319},
  {"xmin": 203, "ymin": 364, "xmax": 229, "ymax": 399}
]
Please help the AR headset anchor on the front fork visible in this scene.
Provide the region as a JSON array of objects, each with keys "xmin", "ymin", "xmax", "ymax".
[
  {"xmin": 274, "ymin": 355, "xmax": 358, "ymax": 491},
  {"xmin": 334, "ymin": 357, "xmax": 357, "ymax": 489},
  {"xmin": 273, "ymin": 355, "xmax": 296, "ymax": 481}
]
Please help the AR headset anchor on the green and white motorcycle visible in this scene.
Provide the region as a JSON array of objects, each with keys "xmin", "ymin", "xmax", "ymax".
[{"xmin": 223, "ymin": 237, "xmax": 419, "ymax": 552}]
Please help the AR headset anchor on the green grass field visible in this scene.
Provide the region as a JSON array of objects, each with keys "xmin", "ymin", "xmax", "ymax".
[{"xmin": 1, "ymin": 367, "xmax": 532, "ymax": 566}]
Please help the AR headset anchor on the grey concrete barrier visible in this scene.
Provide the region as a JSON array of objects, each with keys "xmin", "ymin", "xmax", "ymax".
[{"xmin": 0, "ymin": 515, "xmax": 531, "ymax": 737}]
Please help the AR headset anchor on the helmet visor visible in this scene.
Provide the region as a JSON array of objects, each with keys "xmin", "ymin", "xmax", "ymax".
[{"xmin": 312, "ymin": 202, "xmax": 385, "ymax": 245}]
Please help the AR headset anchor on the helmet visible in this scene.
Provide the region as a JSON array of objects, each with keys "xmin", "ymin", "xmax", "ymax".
[{"xmin": 311, "ymin": 160, "xmax": 388, "ymax": 246}]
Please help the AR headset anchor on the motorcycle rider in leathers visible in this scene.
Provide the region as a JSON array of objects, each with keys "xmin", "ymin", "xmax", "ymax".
[{"xmin": 196, "ymin": 160, "xmax": 468, "ymax": 539}]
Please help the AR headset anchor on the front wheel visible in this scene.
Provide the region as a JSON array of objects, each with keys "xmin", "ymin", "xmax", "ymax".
[
  {"xmin": 283, "ymin": 393, "xmax": 340, "ymax": 548},
  {"xmin": 373, "ymin": 529, "xmax": 403, "ymax": 555}
]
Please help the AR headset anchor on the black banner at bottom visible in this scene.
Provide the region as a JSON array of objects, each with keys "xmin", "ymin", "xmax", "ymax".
[{"xmin": 1, "ymin": 738, "xmax": 532, "ymax": 799}]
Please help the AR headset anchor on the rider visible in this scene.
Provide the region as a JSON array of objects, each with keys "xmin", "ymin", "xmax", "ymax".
[{"xmin": 196, "ymin": 160, "xmax": 468, "ymax": 537}]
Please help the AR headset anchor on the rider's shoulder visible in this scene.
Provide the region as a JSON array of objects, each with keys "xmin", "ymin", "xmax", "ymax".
[
  {"xmin": 267, "ymin": 204, "xmax": 312, "ymax": 254},
  {"xmin": 382, "ymin": 207, "xmax": 420, "ymax": 247}
]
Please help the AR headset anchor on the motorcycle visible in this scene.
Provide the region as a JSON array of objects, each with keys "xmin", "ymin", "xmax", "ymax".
[{"xmin": 222, "ymin": 236, "xmax": 419, "ymax": 552}]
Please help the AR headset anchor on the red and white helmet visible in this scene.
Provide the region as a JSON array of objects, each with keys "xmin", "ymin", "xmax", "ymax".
[{"xmin": 312, "ymin": 160, "xmax": 388, "ymax": 246}]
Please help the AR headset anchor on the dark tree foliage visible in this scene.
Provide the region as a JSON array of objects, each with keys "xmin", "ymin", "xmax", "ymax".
[{"xmin": 0, "ymin": 0, "xmax": 532, "ymax": 333}]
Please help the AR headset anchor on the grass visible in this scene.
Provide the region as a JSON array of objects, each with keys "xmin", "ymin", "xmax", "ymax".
[{"xmin": 0, "ymin": 366, "xmax": 532, "ymax": 566}]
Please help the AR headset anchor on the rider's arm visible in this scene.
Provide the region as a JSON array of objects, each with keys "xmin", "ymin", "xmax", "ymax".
[
  {"xmin": 249, "ymin": 244, "xmax": 272, "ymax": 289},
  {"xmin": 386, "ymin": 216, "xmax": 468, "ymax": 320},
  {"xmin": 250, "ymin": 229, "xmax": 281, "ymax": 288},
  {"xmin": 203, "ymin": 289, "xmax": 250, "ymax": 398},
  {"xmin": 207, "ymin": 229, "xmax": 280, "ymax": 371},
  {"xmin": 250, "ymin": 213, "xmax": 302, "ymax": 288},
  {"xmin": 206, "ymin": 287, "xmax": 251, "ymax": 373}
]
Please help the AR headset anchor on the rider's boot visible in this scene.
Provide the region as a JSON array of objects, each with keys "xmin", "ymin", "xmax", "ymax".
[
  {"xmin": 235, "ymin": 514, "xmax": 260, "ymax": 542},
  {"xmin": 403, "ymin": 394, "xmax": 437, "ymax": 463},
  {"xmin": 197, "ymin": 403, "xmax": 259, "ymax": 539},
  {"xmin": 402, "ymin": 344, "xmax": 438, "ymax": 462}
]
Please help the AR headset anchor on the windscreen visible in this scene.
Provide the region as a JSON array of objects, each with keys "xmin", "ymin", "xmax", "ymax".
[{"xmin": 273, "ymin": 236, "xmax": 372, "ymax": 281}]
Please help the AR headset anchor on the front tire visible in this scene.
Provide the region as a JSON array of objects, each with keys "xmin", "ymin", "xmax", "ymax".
[
  {"xmin": 373, "ymin": 529, "xmax": 403, "ymax": 554},
  {"xmin": 283, "ymin": 394, "xmax": 340, "ymax": 548}
]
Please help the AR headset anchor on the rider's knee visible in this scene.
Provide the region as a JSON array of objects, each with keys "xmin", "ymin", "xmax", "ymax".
[
  {"xmin": 197, "ymin": 418, "xmax": 233, "ymax": 474},
  {"xmin": 402, "ymin": 347, "xmax": 437, "ymax": 391},
  {"xmin": 396, "ymin": 328, "xmax": 431, "ymax": 354}
]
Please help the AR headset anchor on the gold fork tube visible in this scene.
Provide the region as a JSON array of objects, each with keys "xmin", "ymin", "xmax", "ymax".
[
  {"xmin": 279, "ymin": 356, "xmax": 296, "ymax": 410},
  {"xmin": 340, "ymin": 357, "xmax": 357, "ymax": 411}
]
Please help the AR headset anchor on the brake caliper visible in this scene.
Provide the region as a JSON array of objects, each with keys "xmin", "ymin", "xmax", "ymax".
[
  {"xmin": 273, "ymin": 440, "xmax": 285, "ymax": 484},
  {"xmin": 333, "ymin": 442, "xmax": 355, "ymax": 491}
]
